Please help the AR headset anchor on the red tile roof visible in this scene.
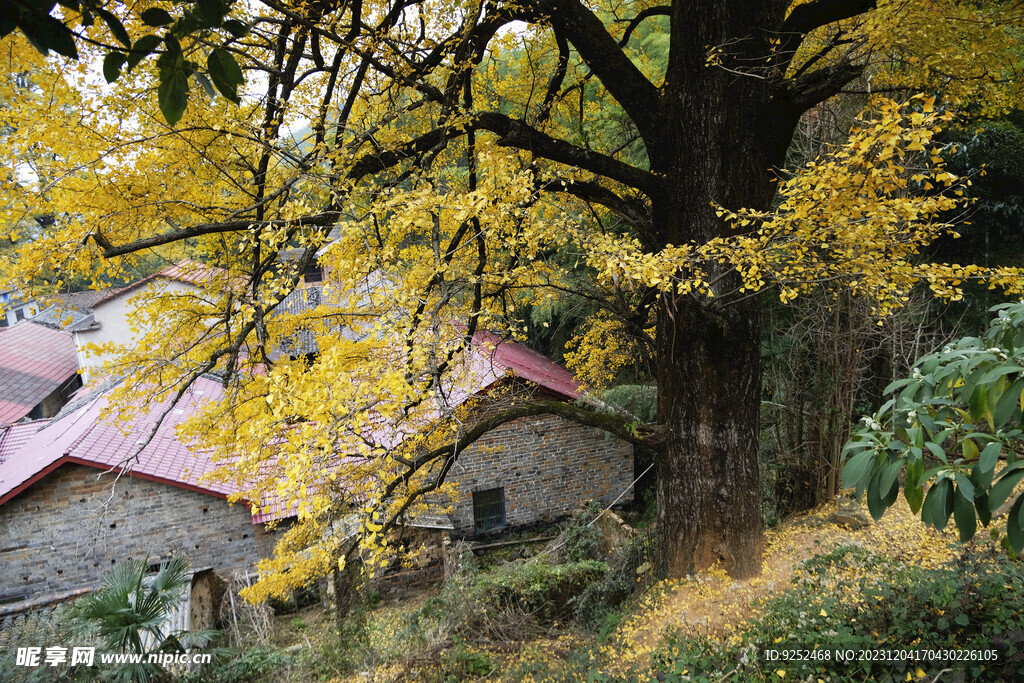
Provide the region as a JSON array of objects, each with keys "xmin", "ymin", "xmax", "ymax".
[
  {"xmin": 472, "ymin": 331, "xmax": 582, "ymax": 400},
  {"xmin": 0, "ymin": 377, "xmax": 235, "ymax": 509},
  {"xmin": 0, "ymin": 334, "xmax": 585, "ymax": 523},
  {"xmin": 90, "ymin": 260, "xmax": 235, "ymax": 308},
  {"xmin": 0, "ymin": 321, "xmax": 80, "ymax": 425},
  {"xmin": 0, "ymin": 421, "xmax": 44, "ymax": 465}
]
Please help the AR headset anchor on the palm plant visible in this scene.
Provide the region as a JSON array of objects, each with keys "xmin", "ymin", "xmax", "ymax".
[{"xmin": 70, "ymin": 556, "xmax": 218, "ymax": 682}]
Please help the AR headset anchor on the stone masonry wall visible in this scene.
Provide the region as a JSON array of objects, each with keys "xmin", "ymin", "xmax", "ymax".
[
  {"xmin": 448, "ymin": 413, "xmax": 634, "ymax": 536},
  {"xmin": 0, "ymin": 464, "xmax": 275, "ymax": 606}
]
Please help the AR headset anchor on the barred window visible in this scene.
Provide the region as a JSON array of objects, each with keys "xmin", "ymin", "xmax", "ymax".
[
  {"xmin": 473, "ymin": 488, "xmax": 506, "ymax": 532},
  {"xmin": 303, "ymin": 262, "xmax": 324, "ymax": 283}
]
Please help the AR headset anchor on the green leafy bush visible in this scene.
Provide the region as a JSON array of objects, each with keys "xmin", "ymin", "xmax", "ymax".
[
  {"xmin": 474, "ymin": 558, "xmax": 608, "ymax": 624},
  {"xmin": 1, "ymin": 605, "xmax": 97, "ymax": 683},
  {"xmin": 572, "ymin": 529, "xmax": 657, "ymax": 630},
  {"xmin": 439, "ymin": 641, "xmax": 493, "ymax": 680},
  {"xmin": 844, "ymin": 301, "xmax": 1024, "ymax": 551},
  {"xmin": 179, "ymin": 648, "xmax": 295, "ymax": 683},
  {"xmin": 650, "ymin": 544, "xmax": 1024, "ymax": 681},
  {"xmin": 563, "ymin": 502, "xmax": 604, "ymax": 563}
]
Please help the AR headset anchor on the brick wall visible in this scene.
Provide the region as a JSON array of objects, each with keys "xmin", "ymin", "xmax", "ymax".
[
  {"xmin": 448, "ymin": 412, "xmax": 634, "ymax": 536},
  {"xmin": 0, "ymin": 464, "xmax": 275, "ymax": 606}
]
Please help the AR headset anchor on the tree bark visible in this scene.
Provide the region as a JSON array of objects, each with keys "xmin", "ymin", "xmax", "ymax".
[
  {"xmin": 648, "ymin": 0, "xmax": 798, "ymax": 579},
  {"xmin": 655, "ymin": 297, "xmax": 764, "ymax": 578}
]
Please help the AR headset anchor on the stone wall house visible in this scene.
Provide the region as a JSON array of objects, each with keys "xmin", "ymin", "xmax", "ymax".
[
  {"xmin": 0, "ymin": 334, "xmax": 636, "ymax": 610},
  {"xmin": 443, "ymin": 331, "xmax": 634, "ymax": 538},
  {"xmin": 0, "ymin": 463, "xmax": 276, "ymax": 606},
  {"xmin": 0, "ymin": 376, "xmax": 282, "ymax": 612},
  {"xmin": 274, "ymin": 280, "xmax": 637, "ymax": 540},
  {"xmin": 0, "ymin": 263, "xmax": 635, "ymax": 613},
  {"xmin": 449, "ymin": 408, "xmax": 633, "ymax": 537}
]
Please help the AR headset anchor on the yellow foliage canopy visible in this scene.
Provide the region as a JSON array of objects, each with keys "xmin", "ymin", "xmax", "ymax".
[{"xmin": 0, "ymin": 0, "xmax": 1022, "ymax": 593}]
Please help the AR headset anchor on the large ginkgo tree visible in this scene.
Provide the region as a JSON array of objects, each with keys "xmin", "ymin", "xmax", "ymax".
[{"xmin": 1, "ymin": 0, "xmax": 1023, "ymax": 596}]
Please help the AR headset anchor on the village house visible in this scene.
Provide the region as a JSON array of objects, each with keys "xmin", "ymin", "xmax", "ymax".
[
  {"xmin": 0, "ymin": 320, "xmax": 82, "ymax": 426},
  {"xmin": 0, "ymin": 288, "xmax": 38, "ymax": 328},
  {"xmin": 69, "ymin": 260, "xmax": 228, "ymax": 383},
  {"xmin": 0, "ymin": 377, "xmax": 278, "ymax": 611},
  {"xmin": 0, "ymin": 262, "xmax": 634, "ymax": 616},
  {"xmin": 0, "ymin": 337, "xmax": 633, "ymax": 608}
]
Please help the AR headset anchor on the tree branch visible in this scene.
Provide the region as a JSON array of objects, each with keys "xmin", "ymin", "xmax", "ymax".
[
  {"xmin": 365, "ymin": 397, "xmax": 660, "ymax": 544},
  {"xmin": 777, "ymin": 46, "xmax": 866, "ymax": 112},
  {"xmin": 476, "ymin": 111, "xmax": 660, "ymax": 195},
  {"xmin": 533, "ymin": 0, "xmax": 662, "ymax": 142},
  {"xmin": 775, "ymin": 0, "xmax": 876, "ymax": 76},
  {"xmin": 421, "ymin": 400, "xmax": 664, "ymax": 472},
  {"xmin": 779, "ymin": 0, "xmax": 877, "ymax": 36},
  {"xmin": 619, "ymin": 6, "xmax": 671, "ymax": 47},
  {"xmin": 538, "ymin": 177, "xmax": 654, "ymax": 244},
  {"xmin": 369, "ymin": 397, "xmax": 661, "ymax": 553},
  {"xmin": 98, "ymin": 212, "xmax": 343, "ymax": 258},
  {"xmin": 536, "ymin": 27, "xmax": 569, "ymax": 126},
  {"xmin": 346, "ymin": 125, "xmax": 453, "ymax": 179}
]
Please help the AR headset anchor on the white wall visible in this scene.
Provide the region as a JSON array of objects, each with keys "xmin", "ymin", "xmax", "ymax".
[
  {"xmin": 73, "ymin": 278, "xmax": 202, "ymax": 384},
  {"xmin": 1, "ymin": 293, "xmax": 38, "ymax": 327}
]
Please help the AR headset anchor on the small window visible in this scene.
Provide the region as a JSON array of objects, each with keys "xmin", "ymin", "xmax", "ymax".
[
  {"xmin": 303, "ymin": 261, "xmax": 323, "ymax": 283},
  {"xmin": 14, "ymin": 308, "xmax": 24, "ymax": 321},
  {"xmin": 473, "ymin": 488, "xmax": 506, "ymax": 532}
]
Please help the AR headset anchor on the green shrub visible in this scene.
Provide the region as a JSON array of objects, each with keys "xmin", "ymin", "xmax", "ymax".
[
  {"xmin": 572, "ymin": 529, "xmax": 657, "ymax": 629},
  {"xmin": 0, "ymin": 605, "xmax": 96, "ymax": 683},
  {"xmin": 439, "ymin": 641, "xmax": 493, "ymax": 680},
  {"xmin": 649, "ymin": 543, "xmax": 1024, "ymax": 681},
  {"xmin": 179, "ymin": 648, "xmax": 295, "ymax": 683},
  {"xmin": 475, "ymin": 558, "xmax": 609, "ymax": 624},
  {"xmin": 563, "ymin": 516, "xmax": 603, "ymax": 564}
]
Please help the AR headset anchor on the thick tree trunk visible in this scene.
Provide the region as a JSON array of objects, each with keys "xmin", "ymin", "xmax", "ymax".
[
  {"xmin": 647, "ymin": 1, "xmax": 798, "ymax": 579},
  {"xmin": 656, "ymin": 297, "xmax": 763, "ymax": 578}
]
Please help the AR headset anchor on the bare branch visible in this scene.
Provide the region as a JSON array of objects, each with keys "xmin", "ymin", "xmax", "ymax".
[
  {"xmin": 775, "ymin": 0, "xmax": 876, "ymax": 76},
  {"xmin": 97, "ymin": 212, "xmax": 343, "ymax": 258},
  {"xmin": 777, "ymin": 45, "xmax": 866, "ymax": 112},
  {"xmin": 618, "ymin": 6, "xmax": 671, "ymax": 47},
  {"xmin": 780, "ymin": 0, "xmax": 877, "ymax": 36}
]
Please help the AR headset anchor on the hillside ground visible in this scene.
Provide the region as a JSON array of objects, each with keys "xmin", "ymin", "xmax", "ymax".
[{"xmin": 196, "ymin": 495, "xmax": 1023, "ymax": 683}]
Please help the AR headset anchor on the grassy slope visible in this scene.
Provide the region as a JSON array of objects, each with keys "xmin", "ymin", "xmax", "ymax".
[{"xmin": 259, "ymin": 495, "xmax": 1020, "ymax": 682}]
